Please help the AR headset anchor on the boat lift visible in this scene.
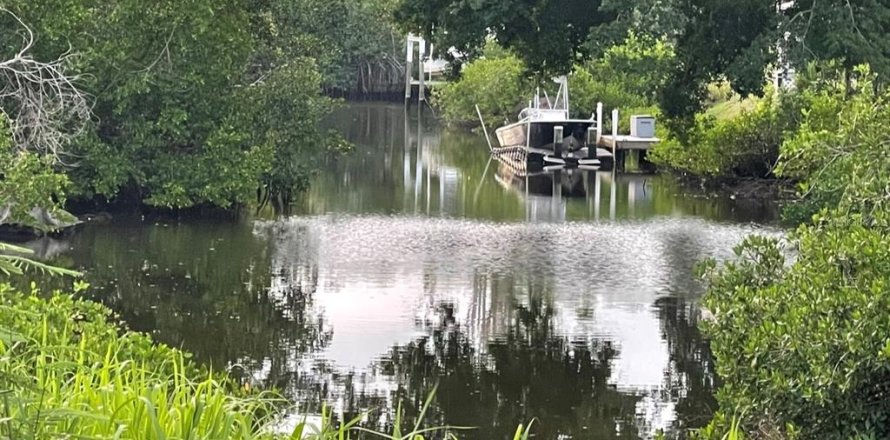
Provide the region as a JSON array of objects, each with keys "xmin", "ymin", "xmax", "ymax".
[{"xmin": 404, "ymin": 34, "xmax": 447, "ymax": 105}]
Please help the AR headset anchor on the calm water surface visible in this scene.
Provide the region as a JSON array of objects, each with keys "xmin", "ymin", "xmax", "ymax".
[{"xmin": 33, "ymin": 104, "xmax": 781, "ymax": 439}]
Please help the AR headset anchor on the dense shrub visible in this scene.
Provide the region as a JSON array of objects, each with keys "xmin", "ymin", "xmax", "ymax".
[
  {"xmin": 776, "ymin": 66, "xmax": 888, "ymax": 223},
  {"xmin": 649, "ymin": 97, "xmax": 788, "ymax": 177},
  {"xmin": 701, "ymin": 210, "xmax": 890, "ymax": 438},
  {"xmin": 2, "ymin": 0, "xmax": 346, "ymax": 210},
  {"xmin": 434, "ymin": 53, "xmax": 530, "ymax": 128},
  {"xmin": 570, "ymin": 67, "xmax": 649, "ymax": 117},
  {"xmin": 699, "ymin": 66, "xmax": 890, "ymax": 438},
  {"xmin": 0, "ymin": 116, "xmax": 76, "ymax": 231},
  {"xmin": 572, "ymin": 33, "xmax": 674, "ymax": 114}
]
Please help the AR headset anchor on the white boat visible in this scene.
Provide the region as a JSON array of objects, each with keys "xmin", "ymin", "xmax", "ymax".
[{"xmin": 494, "ymin": 77, "xmax": 609, "ymax": 167}]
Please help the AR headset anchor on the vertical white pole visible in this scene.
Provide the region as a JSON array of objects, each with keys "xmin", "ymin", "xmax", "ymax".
[
  {"xmin": 596, "ymin": 102, "xmax": 603, "ymax": 143},
  {"xmin": 612, "ymin": 109, "xmax": 619, "ymax": 138},
  {"xmin": 405, "ymin": 38, "xmax": 414, "ymax": 101},
  {"xmin": 428, "ymin": 44, "xmax": 434, "ymax": 81},
  {"xmin": 563, "ymin": 76, "xmax": 570, "ymax": 118},
  {"xmin": 418, "ymin": 39, "xmax": 426, "ymax": 102},
  {"xmin": 594, "ymin": 171, "xmax": 601, "ymax": 220}
]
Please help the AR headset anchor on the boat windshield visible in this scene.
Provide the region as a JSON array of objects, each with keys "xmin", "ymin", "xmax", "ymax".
[{"xmin": 518, "ymin": 76, "xmax": 570, "ymax": 121}]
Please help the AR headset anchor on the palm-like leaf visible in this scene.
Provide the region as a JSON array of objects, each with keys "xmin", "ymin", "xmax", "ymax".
[{"xmin": 0, "ymin": 242, "xmax": 81, "ymax": 277}]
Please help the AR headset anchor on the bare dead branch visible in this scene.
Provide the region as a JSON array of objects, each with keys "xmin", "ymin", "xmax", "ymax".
[{"xmin": 0, "ymin": 8, "xmax": 91, "ymax": 164}]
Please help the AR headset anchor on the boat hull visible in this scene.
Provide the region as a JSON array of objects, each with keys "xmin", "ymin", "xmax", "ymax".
[{"xmin": 495, "ymin": 120, "xmax": 595, "ymax": 154}]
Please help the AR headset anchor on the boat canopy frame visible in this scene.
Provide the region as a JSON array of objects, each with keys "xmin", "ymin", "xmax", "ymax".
[{"xmin": 517, "ymin": 76, "xmax": 572, "ymax": 122}]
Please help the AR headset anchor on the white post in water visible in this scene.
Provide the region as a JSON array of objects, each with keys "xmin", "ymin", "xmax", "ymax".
[
  {"xmin": 405, "ymin": 38, "xmax": 414, "ymax": 101},
  {"xmin": 612, "ymin": 109, "xmax": 619, "ymax": 138},
  {"xmin": 596, "ymin": 102, "xmax": 603, "ymax": 143},
  {"xmin": 418, "ymin": 40, "xmax": 426, "ymax": 102},
  {"xmin": 428, "ymin": 44, "xmax": 435, "ymax": 81},
  {"xmin": 561, "ymin": 76, "xmax": 570, "ymax": 118}
]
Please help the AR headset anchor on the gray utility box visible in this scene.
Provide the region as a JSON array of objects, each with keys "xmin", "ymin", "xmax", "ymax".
[{"xmin": 630, "ymin": 115, "xmax": 656, "ymax": 138}]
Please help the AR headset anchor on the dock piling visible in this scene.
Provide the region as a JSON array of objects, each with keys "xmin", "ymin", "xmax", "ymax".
[
  {"xmin": 553, "ymin": 126, "xmax": 564, "ymax": 157},
  {"xmin": 404, "ymin": 37, "xmax": 414, "ymax": 102},
  {"xmin": 596, "ymin": 102, "xmax": 603, "ymax": 144},
  {"xmin": 611, "ymin": 109, "xmax": 622, "ymax": 171},
  {"xmin": 418, "ymin": 41, "xmax": 426, "ymax": 102}
]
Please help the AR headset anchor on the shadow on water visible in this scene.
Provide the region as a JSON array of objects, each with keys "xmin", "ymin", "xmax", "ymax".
[{"xmin": 26, "ymin": 103, "xmax": 784, "ymax": 439}]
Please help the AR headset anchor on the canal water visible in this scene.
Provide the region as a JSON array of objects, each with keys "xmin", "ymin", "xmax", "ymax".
[{"xmin": 32, "ymin": 103, "xmax": 781, "ymax": 439}]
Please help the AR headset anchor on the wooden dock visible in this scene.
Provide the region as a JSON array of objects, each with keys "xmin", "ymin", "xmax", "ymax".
[
  {"xmin": 409, "ymin": 80, "xmax": 446, "ymax": 87},
  {"xmin": 598, "ymin": 135, "xmax": 660, "ymax": 150}
]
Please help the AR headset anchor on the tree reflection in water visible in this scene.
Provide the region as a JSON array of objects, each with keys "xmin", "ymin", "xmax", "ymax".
[
  {"xmin": 46, "ymin": 218, "xmax": 332, "ymax": 386},
  {"xmin": 29, "ymin": 214, "xmax": 729, "ymax": 439},
  {"xmin": 375, "ymin": 297, "xmax": 640, "ymax": 439}
]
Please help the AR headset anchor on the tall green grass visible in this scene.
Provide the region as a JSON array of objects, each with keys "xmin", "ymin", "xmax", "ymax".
[
  {"xmin": 0, "ymin": 282, "xmax": 283, "ymax": 439},
  {"xmin": 0, "ymin": 282, "xmax": 531, "ymax": 439}
]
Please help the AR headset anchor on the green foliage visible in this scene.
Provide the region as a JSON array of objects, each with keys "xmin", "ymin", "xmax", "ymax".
[
  {"xmin": 649, "ymin": 97, "xmax": 786, "ymax": 177},
  {"xmin": 575, "ymin": 33, "xmax": 674, "ymax": 112},
  {"xmin": 239, "ymin": 61, "xmax": 351, "ymax": 204},
  {"xmin": 0, "ymin": 243, "xmax": 81, "ymax": 277},
  {"xmin": 434, "ymin": 54, "xmax": 530, "ymax": 128},
  {"xmin": 396, "ymin": 0, "xmax": 615, "ymax": 75},
  {"xmin": 701, "ymin": 216, "xmax": 890, "ymax": 437},
  {"xmin": 0, "ymin": 282, "xmax": 284, "ymax": 439},
  {"xmin": 691, "ymin": 413, "xmax": 748, "ymax": 440},
  {"xmin": 776, "ymin": 65, "xmax": 889, "ymax": 223},
  {"xmin": 660, "ymin": 0, "xmax": 890, "ymax": 121},
  {"xmin": 251, "ymin": 0, "xmax": 403, "ymax": 95},
  {"xmin": 398, "ymin": 0, "xmax": 890, "ymax": 123},
  {"xmin": 0, "ymin": 116, "xmax": 75, "ymax": 231},
  {"xmin": 1, "ymin": 0, "xmax": 345, "ymax": 210},
  {"xmin": 699, "ymin": 67, "xmax": 890, "ymax": 439},
  {"xmin": 784, "ymin": 0, "xmax": 890, "ymax": 79},
  {"xmin": 660, "ymin": 0, "xmax": 778, "ymax": 120},
  {"xmin": 437, "ymin": 33, "xmax": 673, "ymax": 129}
]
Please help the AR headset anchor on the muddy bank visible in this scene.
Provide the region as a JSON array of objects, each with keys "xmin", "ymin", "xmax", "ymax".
[{"xmin": 668, "ymin": 173, "xmax": 796, "ymax": 201}]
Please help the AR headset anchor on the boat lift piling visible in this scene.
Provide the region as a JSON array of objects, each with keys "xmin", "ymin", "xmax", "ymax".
[
  {"xmin": 404, "ymin": 35, "xmax": 427, "ymax": 105},
  {"xmin": 404, "ymin": 34, "xmax": 447, "ymax": 107}
]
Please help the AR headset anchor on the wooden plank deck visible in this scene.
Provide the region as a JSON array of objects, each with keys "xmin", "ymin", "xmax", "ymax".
[
  {"xmin": 598, "ymin": 135, "xmax": 660, "ymax": 150},
  {"xmin": 409, "ymin": 80, "xmax": 446, "ymax": 86}
]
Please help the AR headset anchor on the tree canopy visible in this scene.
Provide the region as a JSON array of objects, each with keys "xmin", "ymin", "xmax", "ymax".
[
  {"xmin": 661, "ymin": 0, "xmax": 890, "ymax": 118},
  {"xmin": 0, "ymin": 0, "xmax": 354, "ymax": 211},
  {"xmin": 398, "ymin": 0, "xmax": 890, "ymax": 119},
  {"xmin": 396, "ymin": 0, "xmax": 616, "ymax": 75}
]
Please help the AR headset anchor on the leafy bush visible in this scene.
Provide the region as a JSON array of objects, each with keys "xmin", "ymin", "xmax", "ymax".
[
  {"xmin": 570, "ymin": 66, "xmax": 649, "ymax": 118},
  {"xmin": 705, "ymin": 81, "xmax": 735, "ymax": 107},
  {"xmin": 434, "ymin": 53, "xmax": 530, "ymax": 128},
  {"xmin": 649, "ymin": 97, "xmax": 787, "ymax": 177},
  {"xmin": 0, "ymin": 116, "xmax": 76, "ymax": 231},
  {"xmin": 776, "ymin": 65, "xmax": 888, "ymax": 223},
  {"xmin": 699, "ymin": 66, "xmax": 890, "ymax": 439},
  {"xmin": 701, "ymin": 212, "xmax": 890, "ymax": 438},
  {"xmin": 573, "ymin": 33, "xmax": 674, "ymax": 114}
]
